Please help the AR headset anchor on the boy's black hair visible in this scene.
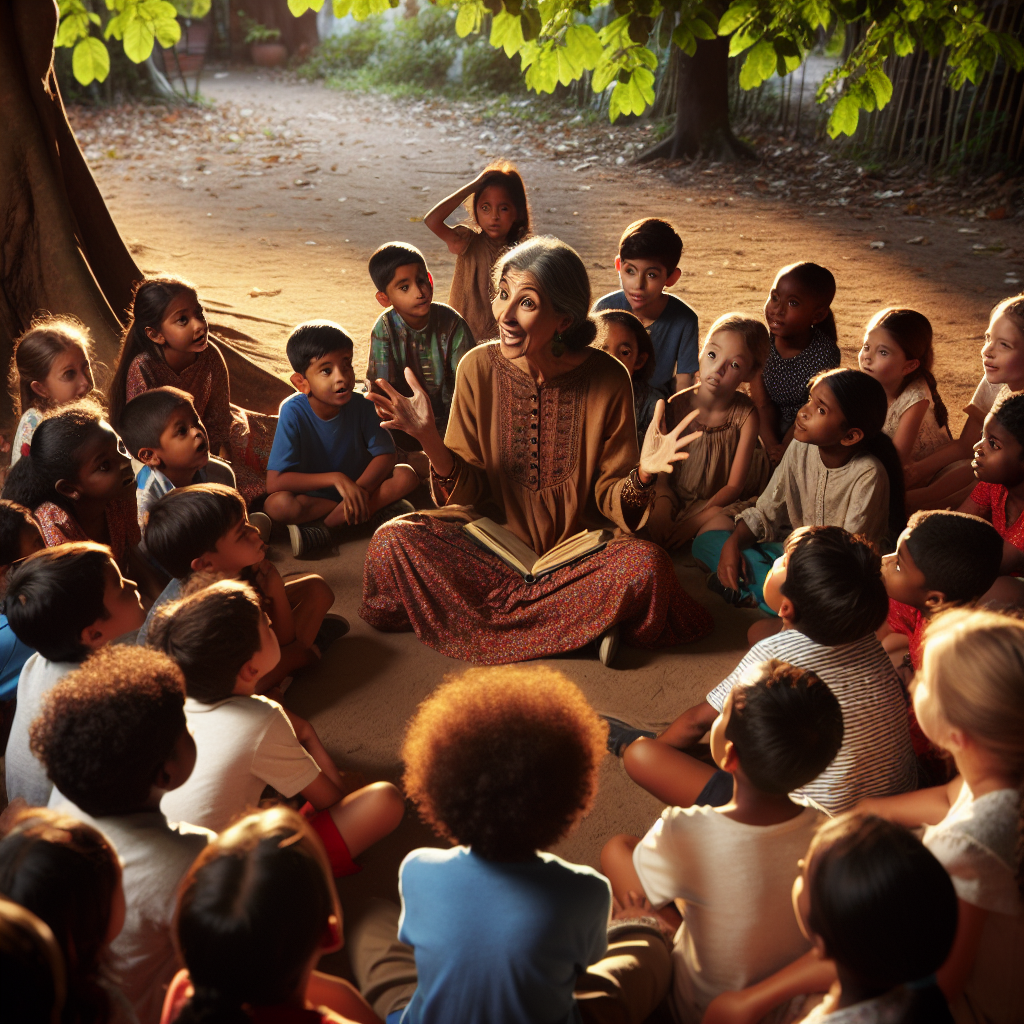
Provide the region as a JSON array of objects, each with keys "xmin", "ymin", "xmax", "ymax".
[
  {"xmin": 4, "ymin": 543, "xmax": 112, "ymax": 663},
  {"xmin": 285, "ymin": 321, "xmax": 354, "ymax": 375},
  {"xmin": 144, "ymin": 484, "xmax": 246, "ymax": 580},
  {"xmin": 594, "ymin": 309, "xmax": 656, "ymax": 384},
  {"xmin": 119, "ymin": 386, "xmax": 197, "ymax": 459},
  {"xmin": 726, "ymin": 660, "xmax": 844, "ymax": 795},
  {"xmin": 368, "ymin": 242, "xmax": 429, "ymax": 294},
  {"xmin": 808, "ymin": 813, "xmax": 958, "ymax": 990},
  {"xmin": 991, "ymin": 389, "xmax": 1024, "ymax": 449},
  {"xmin": 147, "ymin": 579, "xmax": 264, "ymax": 703},
  {"xmin": 904, "ymin": 510, "xmax": 1003, "ymax": 604},
  {"xmin": 29, "ymin": 646, "xmax": 187, "ymax": 818},
  {"xmin": 0, "ymin": 500, "xmax": 38, "ymax": 567},
  {"xmin": 618, "ymin": 218, "xmax": 683, "ymax": 273},
  {"xmin": 782, "ymin": 526, "xmax": 889, "ymax": 646}
]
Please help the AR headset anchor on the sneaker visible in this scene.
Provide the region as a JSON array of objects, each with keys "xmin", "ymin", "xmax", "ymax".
[
  {"xmin": 370, "ymin": 499, "xmax": 415, "ymax": 532},
  {"xmin": 288, "ymin": 520, "xmax": 332, "ymax": 558},
  {"xmin": 598, "ymin": 624, "xmax": 620, "ymax": 667},
  {"xmin": 250, "ymin": 511, "xmax": 272, "ymax": 543},
  {"xmin": 601, "ymin": 715, "xmax": 656, "ymax": 756},
  {"xmin": 314, "ymin": 613, "xmax": 350, "ymax": 652}
]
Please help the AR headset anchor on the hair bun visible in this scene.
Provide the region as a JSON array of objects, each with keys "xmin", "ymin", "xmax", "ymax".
[{"xmin": 563, "ymin": 317, "xmax": 597, "ymax": 351}]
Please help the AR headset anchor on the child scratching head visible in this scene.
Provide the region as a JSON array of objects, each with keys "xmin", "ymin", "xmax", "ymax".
[
  {"xmin": 402, "ymin": 665, "xmax": 606, "ymax": 861},
  {"xmin": 594, "ymin": 310, "xmax": 655, "ymax": 382},
  {"xmin": 698, "ymin": 313, "xmax": 771, "ymax": 394},
  {"xmin": 973, "ymin": 390, "xmax": 1024, "ymax": 489},
  {"xmin": 108, "ymin": 276, "xmax": 206, "ymax": 430},
  {"xmin": 469, "ymin": 161, "xmax": 530, "ymax": 246},
  {"xmin": 795, "ymin": 813, "xmax": 958, "ymax": 1003},
  {"xmin": 765, "ymin": 262, "xmax": 837, "ymax": 344},
  {"xmin": 859, "ymin": 308, "xmax": 949, "ymax": 429},
  {"xmin": 174, "ymin": 807, "xmax": 341, "ymax": 1024},
  {"xmin": 8, "ymin": 316, "xmax": 96, "ymax": 419}
]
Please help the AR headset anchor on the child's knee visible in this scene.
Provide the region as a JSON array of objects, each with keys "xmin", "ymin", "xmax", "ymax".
[
  {"xmin": 368, "ymin": 780, "xmax": 406, "ymax": 829},
  {"xmin": 263, "ymin": 490, "xmax": 297, "ymax": 521},
  {"xmin": 622, "ymin": 735, "xmax": 655, "ymax": 783},
  {"xmin": 393, "ymin": 463, "xmax": 419, "ymax": 494},
  {"xmin": 599, "ymin": 833, "xmax": 636, "ymax": 874}
]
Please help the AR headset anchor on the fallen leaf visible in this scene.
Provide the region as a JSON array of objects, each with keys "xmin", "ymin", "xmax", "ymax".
[
  {"xmin": 987, "ymin": 207, "xmax": 1007, "ymax": 220},
  {"xmin": 869, "ymin": 240, "xmax": 886, "ymax": 249},
  {"xmin": 906, "ymin": 236, "xmax": 927, "ymax": 245},
  {"xmin": 261, "ymin": 155, "xmax": 280, "ymax": 163},
  {"xmin": 249, "ymin": 287, "xmax": 281, "ymax": 298}
]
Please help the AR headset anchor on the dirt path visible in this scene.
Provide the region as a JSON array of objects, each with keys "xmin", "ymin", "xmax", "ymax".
[{"xmin": 73, "ymin": 68, "xmax": 1022, "ymax": 429}]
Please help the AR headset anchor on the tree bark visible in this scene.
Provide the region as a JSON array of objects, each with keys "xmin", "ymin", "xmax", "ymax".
[
  {"xmin": 0, "ymin": 0, "xmax": 292, "ymax": 433},
  {"xmin": 638, "ymin": 37, "xmax": 754, "ymax": 163}
]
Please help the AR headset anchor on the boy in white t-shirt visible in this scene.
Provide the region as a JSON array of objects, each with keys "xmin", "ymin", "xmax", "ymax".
[
  {"xmin": 32, "ymin": 645, "xmax": 211, "ymax": 1024},
  {"xmin": 149, "ymin": 578, "xmax": 404, "ymax": 872},
  {"xmin": 601, "ymin": 659, "xmax": 843, "ymax": 1024}
]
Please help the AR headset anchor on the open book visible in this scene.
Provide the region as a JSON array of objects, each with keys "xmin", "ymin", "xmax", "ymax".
[{"xmin": 463, "ymin": 517, "xmax": 611, "ymax": 582}]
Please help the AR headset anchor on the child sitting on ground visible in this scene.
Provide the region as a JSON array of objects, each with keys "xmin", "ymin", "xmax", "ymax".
[
  {"xmin": 7, "ymin": 315, "xmax": 98, "ymax": 468},
  {"xmin": 601, "ymin": 660, "xmax": 842, "ymax": 1024},
  {"xmin": 423, "ymin": 162, "xmax": 531, "ymax": 343},
  {"xmin": 107, "ymin": 276, "xmax": 275, "ymax": 506},
  {"xmin": 910, "ymin": 293, "xmax": 1024, "ymax": 512},
  {"xmin": 593, "ymin": 218, "xmax": 699, "ymax": 396},
  {"xmin": 150, "ymin": 579, "xmax": 404, "ymax": 865},
  {"xmin": 266, "ymin": 321, "xmax": 417, "ymax": 558},
  {"xmin": 141, "ymin": 484, "xmax": 343, "ymax": 687},
  {"xmin": 694, "ymin": 368, "xmax": 904, "ymax": 612},
  {"xmin": 0, "ymin": 501, "xmax": 44, "ymax": 738},
  {"xmin": 879, "ymin": 510, "xmax": 1004, "ymax": 675},
  {"xmin": 348, "ymin": 666, "xmax": 675, "ymax": 1024},
  {"xmin": 119, "ymin": 385, "xmax": 242, "ymax": 531},
  {"xmin": 704, "ymin": 813, "xmax": 959, "ymax": 1024},
  {"xmin": 366, "ymin": 241, "xmax": 475, "ymax": 479},
  {"xmin": 859, "ymin": 608, "xmax": 1024, "ymax": 1024},
  {"xmin": 593, "ymin": 308, "xmax": 660, "ymax": 446},
  {"xmin": 648, "ymin": 313, "xmax": 771, "ymax": 549},
  {"xmin": 33, "ymin": 645, "xmax": 212, "ymax": 1024},
  {"xmin": 857, "ymin": 308, "xmax": 954, "ymax": 489},
  {"xmin": 0, "ymin": 808, "xmax": 131, "ymax": 1024},
  {"xmin": 4, "ymin": 542, "xmax": 145, "ymax": 807},
  {"xmin": 160, "ymin": 807, "xmax": 379, "ymax": 1024},
  {"xmin": 2, "ymin": 401, "xmax": 145, "ymax": 582},
  {"xmin": 751, "ymin": 262, "xmax": 841, "ymax": 465},
  {"xmin": 613, "ymin": 527, "xmax": 916, "ymax": 815}
]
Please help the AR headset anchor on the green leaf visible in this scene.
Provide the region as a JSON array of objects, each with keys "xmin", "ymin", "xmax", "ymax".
[
  {"xmin": 999, "ymin": 32, "xmax": 1024, "ymax": 70},
  {"xmin": 153, "ymin": 14, "xmax": 180, "ymax": 48},
  {"xmin": 123, "ymin": 15, "xmax": 156, "ymax": 62},
  {"xmin": 672, "ymin": 22, "xmax": 696, "ymax": 55},
  {"xmin": 524, "ymin": 44, "xmax": 559, "ymax": 91},
  {"xmin": 865, "ymin": 67, "xmax": 892, "ymax": 107},
  {"xmin": 288, "ymin": 0, "xmax": 323, "ymax": 14},
  {"xmin": 738, "ymin": 38, "xmax": 775, "ymax": 88},
  {"xmin": 455, "ymin": 2, "xmax": 482, "ymax": 38},
  {"xmin": 690, "ymin": 16, "xmax": 716, "ymax": 40},
  {"xmin": 828, "ymin": 93, "xmax": 860, "ymax": 137},
  {"xmin": 72, "ymin": 35, "xmax": 110, "ymax": 84},
  {"xmin": 717, "ymin": 0, "xmax": 755, "ymax": 36},
  {"xmin": 490, "ymin": 10, "xmax": 525, "ymax": 54},
  {"xmin": 57, "ymin": 11, "xmax": 91, "ymax": 47},
  {"xmin": 520, "ymin": 6, "xmax": 541, "ymax": 41},
  {"xmin": 728, "ymin": 27, "xmax": 759, "ymax": 57},
  {"xmin": 565, "ymin": 23, "xmax": 602, "ymax": 68}
]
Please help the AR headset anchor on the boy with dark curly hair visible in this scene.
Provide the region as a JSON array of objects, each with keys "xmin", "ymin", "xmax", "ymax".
[
  {"xmin": 32, "ymin": 645, "xmax": 210, "ymax": 1024},
  {"xmin": 348, "ymin": 665, "xmax": 675, "ymax": 1024}
]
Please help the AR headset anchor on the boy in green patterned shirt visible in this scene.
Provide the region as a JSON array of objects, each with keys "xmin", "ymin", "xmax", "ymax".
[{"xmin": 366, "ymin": 242, "xmax": 475, "ymax": 479}]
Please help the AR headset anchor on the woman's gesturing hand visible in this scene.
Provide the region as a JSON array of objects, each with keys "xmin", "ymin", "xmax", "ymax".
[
  {"xmin": 366, "ymin": 367, "xmax": 435, "ymax": 441},
  {"xmin": 638, "ymin": 403, "xmax": 703, "ymax": 483}
]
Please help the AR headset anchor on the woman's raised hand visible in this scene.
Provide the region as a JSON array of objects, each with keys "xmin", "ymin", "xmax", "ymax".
[
  {"xmin": 639, "ymin": 402, "xmax": 703, "ymax": 481},
  {"xmin": 366, "ymin": 367, "xmax": 435, "ymax": 442}
]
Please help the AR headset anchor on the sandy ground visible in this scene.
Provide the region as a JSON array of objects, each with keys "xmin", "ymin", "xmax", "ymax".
[{"xmin": 63, "ymin": 70, "xmax": 1023, "ymax": 969}]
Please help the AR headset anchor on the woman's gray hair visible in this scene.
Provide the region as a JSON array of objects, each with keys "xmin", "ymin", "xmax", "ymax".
[{"xmin": 492, "ymin": 236, "xmax": 598, "ymax": 351}]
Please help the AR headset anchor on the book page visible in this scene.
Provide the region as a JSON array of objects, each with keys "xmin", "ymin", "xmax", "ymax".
[
  {"xmin": 532, "ymin": 529, "xmax": 610, "ymax": 577},
  {"xmin": 463, "ymin": 518, "xmax": 539, "ymax": 575}
]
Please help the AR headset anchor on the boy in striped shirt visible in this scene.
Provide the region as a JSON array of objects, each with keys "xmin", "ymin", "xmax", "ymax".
[{"xmin": 612, "ymin": 525, "xmax": 917, "ymax": 815}]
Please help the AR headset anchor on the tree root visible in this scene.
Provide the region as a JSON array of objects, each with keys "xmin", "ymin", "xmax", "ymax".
[{"xmin": 636, "ymin": 128, "xmax": 756, "ymax": 165}]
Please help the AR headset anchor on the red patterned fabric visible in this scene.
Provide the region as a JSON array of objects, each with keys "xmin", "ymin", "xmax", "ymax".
[
  {"xmin": 970, "ymin": 480, "xmax": 1024, "ymax": 550},
  {"xmin": 886, "ymin": 597, "xmax": 926, "ymax": 670},
  {"xmin": 35, "ymin": 497, "xmax": 140, "ymax": 574},
  {"xmin": 360, "ymin": 514, "xmax": 713, "ymax": 663}
]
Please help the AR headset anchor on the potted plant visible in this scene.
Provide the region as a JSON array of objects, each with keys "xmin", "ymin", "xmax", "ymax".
[{"xmin": 238, "ymin": 10, "xmax": 287, "ymax": 68}]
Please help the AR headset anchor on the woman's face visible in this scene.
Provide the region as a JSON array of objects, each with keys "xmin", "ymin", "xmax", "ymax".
[
  {"xmin": 492, "ymin": 268, "xmax": 571, "ymax": 362},
  {"xmin": 31, "ymin": 344, "xmax": 94, "ymax": 407}
]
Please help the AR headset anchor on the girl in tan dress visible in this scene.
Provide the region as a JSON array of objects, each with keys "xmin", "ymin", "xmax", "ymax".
[
  {"xmin": 423, "ymin": 161, "xmax": 531, "ymax": 344},
  {"xmin": 649, "ymin": 314, "xmax": 772, "ymax": 549}
]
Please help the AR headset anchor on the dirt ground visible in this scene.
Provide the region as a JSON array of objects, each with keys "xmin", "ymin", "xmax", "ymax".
[{"xmin": 62, "ymin": 70, "xmax": 1023, "ymax": 967}]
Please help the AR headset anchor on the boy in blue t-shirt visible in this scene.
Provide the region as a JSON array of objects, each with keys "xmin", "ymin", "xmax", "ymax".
[
  {"xmin": 593, "ymin": 218, "xmax": 699, "ymax": 397},
  {"xmin": 265, "ymin": 320, "xmax": 418, "ymax": 557}
]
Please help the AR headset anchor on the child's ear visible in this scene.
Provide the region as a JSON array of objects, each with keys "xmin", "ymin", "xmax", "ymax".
[
  {"xmin": 719, "ymin": 739, "xmax": 741, "ymax": 774},
  {"xmin": 137, "ymin": 447, "xmax": 162, "ymax": 468},
  {"xmin": 427, "ymin": 272, "xmax": 434, "ymax": 290},
  {"xmin": 614, "ymin": 256, "xmax": 622, "ymax": 272},
  {"xmin": 80, "ymin": 621, "xmax": 106, "ymax": 651},
  {"xmin": 29, "ymin": 380, "xmax": 49, "ymax": 400},
  {"xmin": 290, "ymin": 372, "xmax": 311, "ymax": 395},
  {"xmin": 190, "ymin": 553, "xmax": 215, "ymax": 574},
  {"xmin": 144, "ymin": 327, "xmax": 166, "ymax": 346},
  {"xmin": 665, "ymin": 267, "xmax": 681, "ymax": 288},
  {"xmin": 375, "ymin": 291, "xmax": 391, "ymax": 309},
  {"xmin": 811, "ymin": 305, "xmax": 831, "ymax": 327},
  {"xmin": 901, "ymin": 358, "xmax": 921, "ymax": 378},
  {"xmin": 54, "ymin": 478, "xmax": 80, "ymax": 502},
  {"xmin": 923, "ymin": 588, "xmax": 947, "ymax": 612},
  {"xmin": 840, "ymin": 426, "xmax": 865, "ymax": 448},
  {"xmin": 778, "ymin": 595, "xmax": 798, "ymax": 623},
  {"xmin": 633, "ymin": 351, "xmax": 648, "ymax": 372}
]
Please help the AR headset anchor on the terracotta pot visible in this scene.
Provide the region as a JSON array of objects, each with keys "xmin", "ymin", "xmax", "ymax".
[{"xmin": 251, "ymin": 42, "xmax": 288, "ymax": 68}]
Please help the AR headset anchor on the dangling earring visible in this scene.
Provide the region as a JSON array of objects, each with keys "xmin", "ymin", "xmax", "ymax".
[{"xmin": 551, "ymin": 332, "xmax": 565, "ymax": 358}]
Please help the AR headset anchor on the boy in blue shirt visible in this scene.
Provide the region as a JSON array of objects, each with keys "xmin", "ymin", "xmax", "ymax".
[
  {"xmin": 265, "ymin": 320, "xmax": 418, "ymax": 557},
  {"xmin": 593, "ymin": 218, "xmax": 699, "ymax": 397}
]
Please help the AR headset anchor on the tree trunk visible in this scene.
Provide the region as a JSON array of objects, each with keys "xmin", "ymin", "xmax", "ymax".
[
  {"xmin": 638, "ymin": 37, "xmax": 753, "ymax": 163},
  {"xmin": 0, "ymin": 0, "xmax": 292, "ymax": 434}
]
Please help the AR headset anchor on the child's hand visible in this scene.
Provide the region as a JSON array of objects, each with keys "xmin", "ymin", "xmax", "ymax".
[
  {"xmin": 639, "ymin": 403, "xmax": 703, "ymax": 481},
  {"xmin": 611, "ymin": 890, "xmax": 654, "ymax": 920},
  {"xmin": 717, "ymin": 537, "xmax": 748, "ymax": 593},
  {"xmin": 332, "ymin": 474, "xmax": 370, "ymax": 525}
]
